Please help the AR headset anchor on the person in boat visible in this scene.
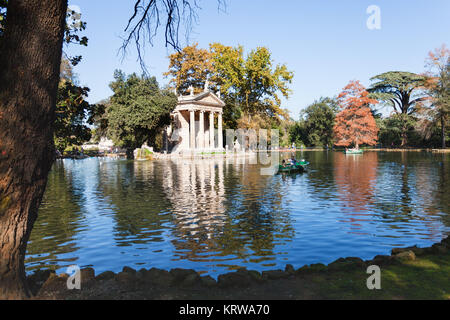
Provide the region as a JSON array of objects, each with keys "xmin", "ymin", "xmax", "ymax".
[
  {"xmin": 281, "ymin": 159, "xmax": 287, "ymax": 168},
  {"xmin": 290, "ymin": 157, "xmax": 297, "ymax": 165}
]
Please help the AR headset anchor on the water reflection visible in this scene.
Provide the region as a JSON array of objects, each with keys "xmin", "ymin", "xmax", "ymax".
[
  {"xmin": 334, "ymin": 152, "xmax": 378, "ymax": 212},
  {"xmin": 26, "ymin": 160, "xmax": 86, "ymax": 272},
  {"xmin": 26, "ymin": 152, "xmax": 450, "ymax": 276}
]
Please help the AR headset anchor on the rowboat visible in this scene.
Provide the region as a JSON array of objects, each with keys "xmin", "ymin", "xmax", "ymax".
[
  {"xmin": 278, "ymin": 160, "xmax": 309, "ymax": 174},
  {"xmin": 345, "ymin": 149, "xmax": 363, "ymax": 154}
]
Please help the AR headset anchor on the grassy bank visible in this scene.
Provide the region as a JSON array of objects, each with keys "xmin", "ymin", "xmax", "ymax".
[{"xmin": 29, "ymin": 236, "xmax": 450, "ymax": 300}]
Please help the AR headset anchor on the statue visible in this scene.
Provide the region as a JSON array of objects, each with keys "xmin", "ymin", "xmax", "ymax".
[
  {"xmin": 189, "ymin": 86, "xmax": 194, "ymax": 96},
  {"xmin": 204, "ymin": 80, "xmax": 210, "ymax": 92}
]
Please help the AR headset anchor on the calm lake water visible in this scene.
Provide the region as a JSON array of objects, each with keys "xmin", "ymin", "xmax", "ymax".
[{"xmin": 25, "ymin": 151, "xmax": 450, "ymax": 278}]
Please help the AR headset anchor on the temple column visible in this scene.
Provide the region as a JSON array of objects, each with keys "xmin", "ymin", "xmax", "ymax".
[
  {"xmin": 199, "ymin": 111, "xmax": 205, "ymax": 150},
  {"xmin": 218, "ymin": 112, "xmax": 223, "ymax": 150},
  {"xmin": 190, "ymin": 110, "xmax": 196, "ymax": 150},
  {"xmin": 209, "ymin": 111, "xmax": 215, "ymax": 150}
]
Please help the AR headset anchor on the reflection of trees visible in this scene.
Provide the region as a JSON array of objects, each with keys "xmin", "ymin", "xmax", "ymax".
[
  {"xmin": 161, "ymin": 157, "xmax": 294, "ymax": 269},
  {"xmin": 25, "ymin": 160, "xmax": 84, "ymax": 272},
  {"xmin": 370, "ymin": 152, "xmax": 449, "ymax": 241},
  {"xmin": 98, "ymin": 160, "xmax": 172, "ymax": 245},
  {"xmin": 334, "ymin": 152, "xmax": 378, "ymax": 214},
  {"xmin": 435, "ymin": 157, "xmax": 450, "ymax": 228},
  {"xmin": 298, "ymin": 150, "xmax": 338, "ymax": 201}
]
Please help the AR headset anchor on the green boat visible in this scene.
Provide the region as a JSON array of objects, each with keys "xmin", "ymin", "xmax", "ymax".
[
  {"xmin": 278, "ymin": 160, "xmax": 309, "ymax": 174},
  {"xmin": 345, "ymin": 149, "xmax": 363, "ymax": 154}
]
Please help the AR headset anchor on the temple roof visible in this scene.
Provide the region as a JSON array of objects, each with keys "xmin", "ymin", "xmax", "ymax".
[{"xmin": 177, "ymin": 90, "xmax": 226, "ymax": 108}]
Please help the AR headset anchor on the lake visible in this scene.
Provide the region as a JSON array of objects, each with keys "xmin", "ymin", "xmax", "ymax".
[{"xmin": 25, "ymin": 151, "xmax": 450, "ymax": 278}]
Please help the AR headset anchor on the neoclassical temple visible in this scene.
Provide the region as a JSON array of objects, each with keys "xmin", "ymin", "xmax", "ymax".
[{"xmin": 165, "ymin": 84, "xmax": 226, "ymax": 154}]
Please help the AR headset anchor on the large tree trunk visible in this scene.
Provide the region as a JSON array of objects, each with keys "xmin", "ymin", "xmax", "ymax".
[
  {"xmin": 0, "ymin": 0, "xmax": 67, "ymax": 299},
  {"xmin": 400, "ymin": 118, "xmax": 408, "ymax": 147}
]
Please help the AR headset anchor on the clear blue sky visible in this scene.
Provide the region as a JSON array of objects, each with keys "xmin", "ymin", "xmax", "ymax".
[{"xmin": 67, "ymin": 0, "xmax": 450, "ymax": 119}]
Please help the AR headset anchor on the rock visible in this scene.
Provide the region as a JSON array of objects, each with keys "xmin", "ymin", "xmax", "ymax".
[
  {"xmin": 285, "ymin": 264, "xmax": 295, "ymax": 274},
  {"xmin": 143, "ymin": 268, "xmax": 174, "ymax": 287},
  {"xmin": 218, "ymin": 272, "xmax": 252, "ymax": 288},
  {"xmin": 345, "ymin": 257, "xmax": 366, "ymax": 267},
  {"xmin": 410, "ymin": 247, "xmax": 425, "ymax": 256},
  {"xmin": 40, "ymin": 273, "xmax": 65, "ymax": 292},
  {"xmin": 122, "ymin": 266, "xmax": 137, "ymax": 275},
  {"xmin": 237, "ymin": 269, "xmax": 263, "ymax": 283},
  {"xmin": 392, "ymin": 247, "xmax": 408, "ymax": 255},
  {"xmin": 441, "ymin": 236, "xmax": 450, "ymax": 247},
  {"xmin": 80, "ymin": 268, "xmax": 96, "ymax": 284},
  {"xmin": 180, "ymin": 273, "xmax": 200, "ymax": 287},
  {"xmin": 393, "ymin": 250, "xmax": 416, "ymax": 262},
  {"xmin": 58, "ymin": 273, "xmax": 69, "ymax": 281},
  {"xmin": 372, "ymin": 255, "xmax": 393, "ymax": 265},
  {"xmin": 200, "ymin": 275, "xmax": 217, "ymax": 287},
  {"xmin": 95, "ymin": 271, "xmax": 115, "ymax": 281},
  {"xmin": 392, "ymin": 246, "xmax": 424, "ymax": 256},
  {"xmin": 247, "ymin": 270, "xmax": 264, "ymax": 282},
  {"xmin": 296, "ymin": 265, "xmax": 310, "ymax": 274},
  {"xmin": 308, "ymin": 263, "xmax": 327, "ymax": 272},
  {"xmin": 115, "ymin": 271, "xmax": 136, "ymax": 284},
  {"xmin": 431, "ymin": 244, "xmax": 448, "ymax": 254},
  {"xmin": 262, "ymin": 270, "xmax": 287, "ymax": 280},
  {"xmin": 169, "ymin": 268, "xmax": 197, "ymax": 282},
  {"xmin": 328, "ymin": 257, "xmax": 365, "ymax": 271},
  {"xmin": 28, "ymin": 270, "xmax": 56, "ymax": 295}
]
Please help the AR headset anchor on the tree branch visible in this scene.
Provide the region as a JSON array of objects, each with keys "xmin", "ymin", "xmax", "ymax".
[{"xmin": 121, "ymin": 0, "xmax": 226, "ymax": 73}]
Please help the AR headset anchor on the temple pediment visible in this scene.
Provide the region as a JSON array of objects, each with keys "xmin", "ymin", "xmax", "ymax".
[{"xmin": 178, "ymin": 91, "xmax": 225, "ymax": 108}]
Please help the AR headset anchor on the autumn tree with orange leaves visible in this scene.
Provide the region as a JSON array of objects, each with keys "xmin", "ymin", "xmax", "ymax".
[{"xmin": 334, "ymin": 81, "xmax": 379, "ymax": 149}]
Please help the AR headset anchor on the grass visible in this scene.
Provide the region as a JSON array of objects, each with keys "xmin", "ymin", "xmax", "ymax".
[{"xmin": 311, "ymin": 252, "xmax": 450, "ymax": 299}]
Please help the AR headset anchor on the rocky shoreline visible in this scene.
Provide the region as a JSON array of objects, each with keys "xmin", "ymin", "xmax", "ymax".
[{"xmin": 29, "ymin": 236, "xmax": 450, "ymax": 300}]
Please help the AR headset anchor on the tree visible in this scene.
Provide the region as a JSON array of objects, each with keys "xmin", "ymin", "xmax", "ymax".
[
  {"xmin": 164, "ymin": 43, "xmax": 214, "ymax": 95},
  {"xmin": 0, "ymin": 0, "xmax": 212, "ymax": 299},
  {"xmin": 424, "ymin": 44, "xmax": 450, "ymax": 148},
  {"xmin": 105, "ymin": 71, "xmax": 178, "ymax": 154},
  {"xmin": 368, "ymin": 71, "xmax": 428, "ymax": 146},
  {"xmin": 0, "ymin": 0, "xmax": 68, "ymax": 299},
  {"xmin": 226, "ymin": 45, "xmax": 293, "ymax": 125},
  {"xmin": 378, "ymin": 114, "xmax": 423, "ymax": 147},
  {"xmin": 165, "ymin": 42, "xmax": 294, "ymax": 129},
  {"xmin": 292, "ymin": 97, "xmax": 338, "ymax": 147},
  {"xmin": 52, "ymin": 58, "xmax": 104, "ymax": 153},
  {"xmin": 54, "ymin": 80, "xmax": 97, "ymax": 153},
  {"xmin": 334, "ymin": 81, "xmax": 379, "ymax": 149}
]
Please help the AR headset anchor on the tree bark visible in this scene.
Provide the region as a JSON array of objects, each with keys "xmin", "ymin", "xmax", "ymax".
[
  {"xmin": 441, "ymin": 114, "xmax": 446, "ymax": 149},
  {"xmin": 0, "ymin": 0, "xmax": 67, "ymax": 299}
]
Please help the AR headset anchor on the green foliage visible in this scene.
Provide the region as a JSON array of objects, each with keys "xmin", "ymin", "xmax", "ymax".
[
  {"xmin": 376, "ymin": 114, "xmax": 446, "ymax": 148},
  {"xmin": 104, "ymin": 70, "xmax": 178, "ymax": 150},
  {"xmin": 369, "ymin": 71, "xmax": 430, "ymax": 146},
  {"xmin": 54, "ymin": 80, "xmax": 99, "ymax": 153},
  {"xmin": 165, "ymin": 43, "xmax": 294, "ymax": 129},
  {"xmin": 368, "ymin": 71, "xmax": 427, "ymax": 115},
  {"xmin": 290, "ymin": 97, "xmax": 337, "ymax": 147},
  {"xmin": 213, "ymin": 43, "xmax": 294, "ymax": 126},
  {"xmin": 289, "ymin": 121, "xmax": 305, "ymax": 147}
]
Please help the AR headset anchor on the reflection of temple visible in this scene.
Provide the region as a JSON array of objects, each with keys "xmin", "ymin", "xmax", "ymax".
[
  {"xmin": 160, "ymin": 158, "xmax": 227, "ymax": 239},
  {"xmin": 165, "ymin": 83, "xmax": 226, "ymax": 154}
]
